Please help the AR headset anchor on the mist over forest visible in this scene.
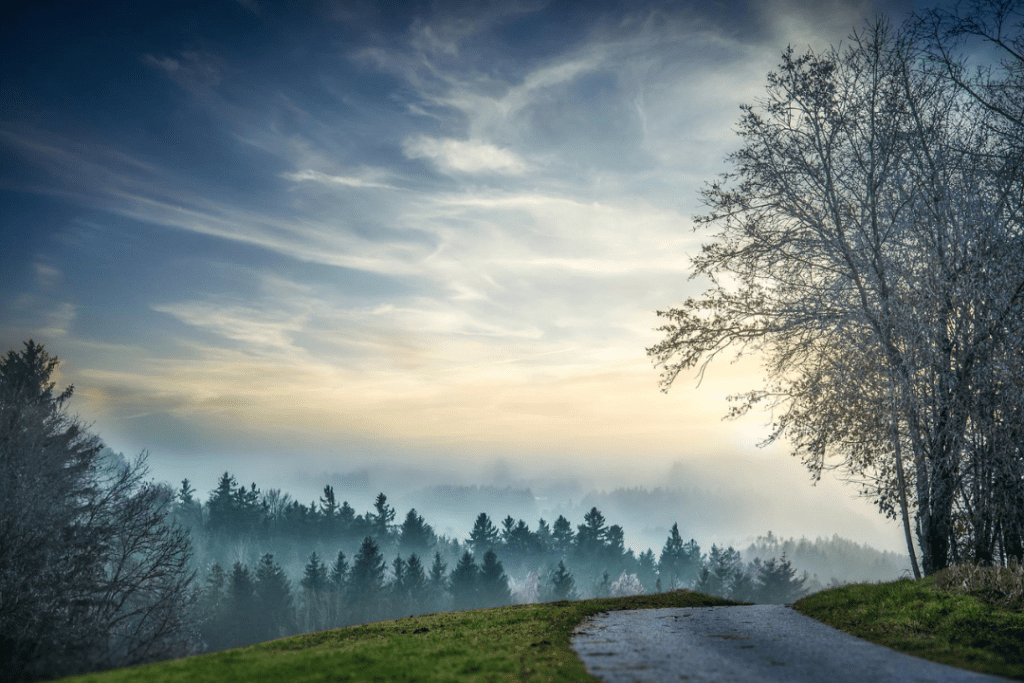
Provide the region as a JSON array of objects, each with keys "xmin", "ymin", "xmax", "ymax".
[{"xmin": 144, "ymin": 447, "xmax": 909, "ymax": 655}]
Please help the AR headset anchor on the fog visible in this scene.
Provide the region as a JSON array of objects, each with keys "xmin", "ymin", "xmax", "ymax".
[{"xmin": 137, "ymin": 442, "xmax": 910, "ymax": 559}]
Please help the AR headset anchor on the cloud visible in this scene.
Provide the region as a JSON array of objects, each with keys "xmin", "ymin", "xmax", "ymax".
[
  {"xmin": 402, "ymin": 135, "xmax": 528, "ymax": 174},
  {"xmin": 143, "ymin": 50, "xmax": 225, "ymax": 93},
  {"xmin": 40, "ymin": 302, "xmax": 76, "ymax": 339},
  {"xmin": 281, "ymin": 169, "xmax": 398, "ymax": 190},
  {"xmin": 33, "ymin": 262, "xmax": 61, "ymax": 289},
  {"xmin": 150, "ymin": 299, "xmax": 308, "ymax": 351}
]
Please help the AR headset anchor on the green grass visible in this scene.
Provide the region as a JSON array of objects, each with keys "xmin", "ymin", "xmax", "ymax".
[
  {"xmin": 58, "ymin": 575, "xmax": 1024, "ymax": 682},
  {"xmin": 59, "ymin": 591, "xmax": 740, "ymax": 683},
  {"xmin": 794, "ymin": 575, "xmax": 1024, "ymax": 681}
]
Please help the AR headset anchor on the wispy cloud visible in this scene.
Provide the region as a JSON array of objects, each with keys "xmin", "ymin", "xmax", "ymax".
[
  {"xmin": 143, "ymin": 50, "xmax": 226, "ymax": 94},
  {"xmin": 281, "ymin": 169, "xmax": 399, "ymax": 189},
  {"xmin": 402, "ymin": 136, "xmax": 528, "ymax": 174},
  {"xmin": 0, "ymin": 0, "xmax": 917, "ymax": 539}
]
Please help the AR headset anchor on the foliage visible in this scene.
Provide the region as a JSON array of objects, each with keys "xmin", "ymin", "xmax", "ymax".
[{"xmin": 0, "ymin": 341, "xmax": 196, "ymax": 682}]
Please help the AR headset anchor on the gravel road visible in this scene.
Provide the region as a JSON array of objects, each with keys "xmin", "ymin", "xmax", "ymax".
[{"xmin": 571, "ymin": 605, "xmax": 1012, "ymax": 683}]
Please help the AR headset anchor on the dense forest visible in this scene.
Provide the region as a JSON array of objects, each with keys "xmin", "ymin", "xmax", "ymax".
[{"xmin": 165, "ymin": 466, "xmax": 904, "ymax": 653}]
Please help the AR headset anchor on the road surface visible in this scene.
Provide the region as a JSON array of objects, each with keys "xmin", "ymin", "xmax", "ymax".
[{"xmin": 571, "ymin": 605, "xmax": 1011, "ymax": 683}]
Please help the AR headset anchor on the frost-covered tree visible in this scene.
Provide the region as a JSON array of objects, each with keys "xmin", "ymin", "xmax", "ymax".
[
  {"xmin": 648, "ymin": 21, "xmax": 1024, "ymax": 575},
  {"xmin": 0, "ymin": 341, "xmax": 196, "ymax": 681},
  {"xmin": 610, "ymin": 572, "xmax": 645, "ymax": 597}
]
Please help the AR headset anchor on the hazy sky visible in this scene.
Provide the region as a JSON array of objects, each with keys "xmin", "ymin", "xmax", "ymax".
[{"xmin": 1, "ymin": 0, "xmax": 930, "ymax": 553}]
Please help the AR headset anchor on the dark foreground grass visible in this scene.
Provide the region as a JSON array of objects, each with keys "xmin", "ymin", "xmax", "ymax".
[
  {"xmin": 59, "ymin": 591, "xmax": 739, "ymax": 683},
  {"xmin": 795, "ymin": 576, "xmax": 1024, "ymax": 681}
]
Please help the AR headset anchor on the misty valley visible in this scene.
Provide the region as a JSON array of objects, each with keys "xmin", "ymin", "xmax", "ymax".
[{"xmin": 171, "ymin": 467, "xmax": 908, "ymax": 654}]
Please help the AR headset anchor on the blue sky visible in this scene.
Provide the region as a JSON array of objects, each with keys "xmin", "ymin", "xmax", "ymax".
[{"xmin": 1, "ymin": 0, "xmax": 927, "ymax": 551}]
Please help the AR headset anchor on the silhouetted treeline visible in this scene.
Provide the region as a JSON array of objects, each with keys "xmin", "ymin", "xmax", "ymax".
[{"xmin": 168, "ymin": 473, "xmax": 837, "ymax": 653}]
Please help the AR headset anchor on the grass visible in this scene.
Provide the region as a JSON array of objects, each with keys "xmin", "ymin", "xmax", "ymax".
[
  {"xmin": 794, "ymin": 573, "xmax": 1024, "ymax": 681},
  {"xmin": 59, "ymin": 569, "xmax": 1024, "ymax": 682},
  {"xmin": 59, "ymin": 591, "xmax": 740, "ymax": 683}
]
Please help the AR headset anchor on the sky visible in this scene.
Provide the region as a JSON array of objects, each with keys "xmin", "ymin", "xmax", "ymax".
[{"xmin": 1, "ymin": 0, "xmax": 931, "ymax": 555}]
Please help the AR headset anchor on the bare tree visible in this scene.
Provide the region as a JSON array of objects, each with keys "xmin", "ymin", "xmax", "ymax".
[
  {"xmin": 0, "ymin": 341, "xmax": 196, "ymax": 681},
  {"xmin": 911, "ymin": 0, "xmax": 1024, "ymax": 569},
  {"xmin": 648, "ymin": 21, "xmax": 1024, "ymax": 576}
]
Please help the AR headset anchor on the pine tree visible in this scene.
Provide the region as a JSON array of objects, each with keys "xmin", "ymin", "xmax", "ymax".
[
  {"xmin": 398, "ymin": 508, "xmax": 436, "ymax": 558},
  {"xmin": 329, "ymin": 550, "xmax": 349, "ymax": 589},
  {"xmin": 427, "ymin": 551, "xmax": 450, "ymax": 612},
  {"xmin": 388, "ymin": 555, "xmax": 408, "ymax": 617},
  {"xmin": 500, "ymin": 515, "xmax": 516, "ymax": 547},
  {"xmin": 207, "ymin": 472, "xmax": 239, "ymax": 536},
  {"xmin": 546, "ymin": 560, "xmax": 577, "ymax": 601},
  {"xmin": 505, "ymin": 519, "xmax": 536, "ymax": 563},
  {"xmin": 300, "ymin": 552, "xmax": 329, "ymax": 632},
  {"xmin": 658, "ymin": 524, "xmax": 701, "ymax": 589},
  {"xmin": 254, "ymin": 553, "xmax": 295, "ymax": 641},
  {"xmin": 693, "ymin": 565, "xmax": 718, "ymax": 596},
  {"xmin": 593, "ymin": 570, "xmax": 612, "ymax": 598},
  {"xmin": 405, "ymin": 554, "xmax": 428, "ymax": 614},
  {"xmin": 754, "ymin": 553, "xmax": 808, "ymax": 603},
  {"xmin": 535, "ymin": 518, "xmax": 553, "ymax": 555},
  {"xmin": 301, "ymin": 552, "xmax": 328, "ymax": 592},
  {"xmin": 198, "ymin": 563, "xmax": 229, "ymax": 651},
  {"xmin": 348, "ymin": 536, "xmax": 386, "ymax": 623},
  {"xmin": 729, "ymin": 566, "xmax": 757, "ymax": 602},
  {"xmin": 469, "ymin": 512, "xmax": 500, "ymax": 557},
  {"xmin": 478, "ymin": 550, "xmax": 512, "ymax": 607},
  {"xmin": 327, "ymin": 549, "xmax": 349, "ymax": 627},
  {"xmin": 637, "ymin": 549, "xmax": 658, "ymax": 593},
  {"xmin": 551, "ymin": 515, "xmax": 574, "ymax": 557},
  {"xmin": 174, "ymin": 478, "xmax": 204, "ymax": 529},
  {"xmin": 227, "ymin": 562, "xmax": 258, "ymax": 646},
  {"xmin": 574, "ymin": 508, "xmax": 608, "ymax": 561},
  {"xmin": 604, "ymin": 524, "xmax": 627, "ymax": 568},
  {"xmin": 371, "ymin": 493, "xmax": 396, "ymax": 546},
  {"xmin": 450, "ymin": 551, "xmax": 479, "ymax": 611},
  {"xmin": 319, "ymin": 485, "xmax": 339, "ymax": 538}
]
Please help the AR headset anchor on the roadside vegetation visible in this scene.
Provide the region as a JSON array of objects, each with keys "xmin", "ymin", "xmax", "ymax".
[
  {"xmin": 57, "ymin": 590, "xmax": 740, "ymax": 683},
  {"xmin": 795, "ymin": 565, "xmax": 1024, "ymax": 681}
]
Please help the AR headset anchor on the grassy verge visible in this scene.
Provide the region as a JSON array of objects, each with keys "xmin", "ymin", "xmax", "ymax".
[
  {"xmin": 794, "ymin": 576, "xmax": 1024, "ymax": 681},
  {"xmin": 60, "ymin": 591, "xmax": 740, "ymax": 683}
]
